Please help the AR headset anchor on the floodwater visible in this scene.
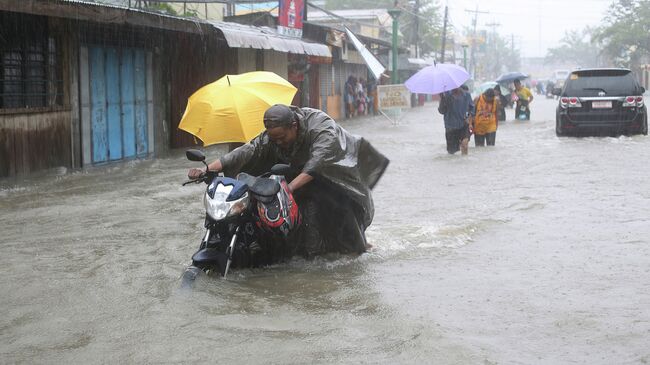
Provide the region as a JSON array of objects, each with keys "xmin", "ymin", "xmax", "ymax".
[{"xmin": 1, "ymin": 97, "xmax": 649, "ymax": 364}]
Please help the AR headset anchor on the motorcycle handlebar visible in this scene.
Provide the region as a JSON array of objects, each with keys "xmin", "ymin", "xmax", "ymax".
[
  {"xmin": 182, "ymin": 177, "xmax": 203, "ymax": 186},
  {"xmin": 182, "ymin": 170, "xmax": 218, "ymax": 186}
]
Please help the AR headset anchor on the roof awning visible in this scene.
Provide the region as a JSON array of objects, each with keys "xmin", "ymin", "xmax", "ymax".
[
  {"xmin": 344, "ymin": 27, "xmax": 386, "ymax": 80},
  {"xmin": 209, "ymin": 21, "xmax": 331, "ymax": 58}
]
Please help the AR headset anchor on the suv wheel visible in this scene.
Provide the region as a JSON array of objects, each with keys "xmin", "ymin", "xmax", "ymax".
[
  {"xmin": 556, "ymin": 118, "xmax": 565, "ymax": 137},
  {"xmin": 642, "ymin": 117, "xmax": 648, "ymax": 136}
]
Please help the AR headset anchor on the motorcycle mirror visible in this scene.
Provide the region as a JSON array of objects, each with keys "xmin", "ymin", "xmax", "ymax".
[
  {"xmin": 270, "ymin": 164, "xmax": 292, "ymax": 176},
  {"xmin": 186, "ymin": 149, "xmax": 205, "ymax": 162}
]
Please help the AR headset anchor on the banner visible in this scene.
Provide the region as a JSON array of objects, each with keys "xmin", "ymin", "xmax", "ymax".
[
  {"xmin": 378, "ymin": 84, "xmax": 410, "ymax": 109},
  {"xmin": 277, "ymin": 0, "xmax": 304, "ymax": 38}
]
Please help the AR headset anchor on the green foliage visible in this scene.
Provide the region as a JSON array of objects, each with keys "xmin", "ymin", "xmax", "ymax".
[
  {"xmin": 593, "ymin": 0, "xmax": 650, "ymax": 67},
  {"xmin": 471, "ymin": 29, "xmax": 520, "ymax": 80},
  {"xmin": 545, "ymin": 27, "xmax": 601, "ymax": 67}
]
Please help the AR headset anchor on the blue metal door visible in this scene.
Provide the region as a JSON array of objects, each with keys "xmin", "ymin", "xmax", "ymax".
[
  {"xmin": 120, "ymin": 49, "xmax": 136, "ymax": 158},
  {"xmin": 89, "ymin": 46, "xmax": 148, "ymax": 164},
  {"xmin": 134, "ymin": 49, "xmax": 148, "ymax": 155},
  {"xmin": 90, "ymin": 46, "xmax": 107, "ymax": 163}
]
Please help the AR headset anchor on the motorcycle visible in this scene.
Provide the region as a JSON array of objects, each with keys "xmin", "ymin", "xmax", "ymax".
[
  {"xmin": 515, "ymin": 99, "xmax": 531, "ymax": 120},
  {"xmin": 181, "ymin": 149, "xmax": 301, "ymax": 282}
]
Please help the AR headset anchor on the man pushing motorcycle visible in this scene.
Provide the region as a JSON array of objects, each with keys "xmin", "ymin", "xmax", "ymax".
[{"xmin": 188, "ymin": 104, "xmax": 389, "ymax": 258}]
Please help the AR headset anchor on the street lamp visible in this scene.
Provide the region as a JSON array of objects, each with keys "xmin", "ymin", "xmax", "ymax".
[{"xmin": 387, "ymin": 8, "xmax": 401, "ymax": 84}]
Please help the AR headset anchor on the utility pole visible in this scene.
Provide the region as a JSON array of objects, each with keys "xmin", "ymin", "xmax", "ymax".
[
  {"xmin": 388, "ymin": 8, "xmax": 402, "ymax": 84},
  {"xmin": 465, "ymin": 6, "xmax": 489, "ymax": 79},
  {"xmin": 414, "ymin": 0, "xmax": 420, "ymax": 58},
  {"xmin": 440, "ymin": 5, "xmax": 448, "ymax": 63}
]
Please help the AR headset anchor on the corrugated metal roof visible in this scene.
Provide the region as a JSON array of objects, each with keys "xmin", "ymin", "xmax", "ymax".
[
  {"xmin": 208, "ymin": 21, "xmax": 331, "ymax": 57},
  {"xmin": 20, "ymin": 1, "xmax": 331, "ymax": 57},
  {"xmin": 58, "ymin": 0, "xmax": 187, "ymax": 19}
]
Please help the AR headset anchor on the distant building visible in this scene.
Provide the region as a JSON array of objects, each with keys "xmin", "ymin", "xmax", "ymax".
[
  {"xmin": 521, "ymin": 57, "xmax": 575, "ymax": 80},
  {"xmin": 307, "ymin": 9, "xmax": 392, "ymax": 41}
]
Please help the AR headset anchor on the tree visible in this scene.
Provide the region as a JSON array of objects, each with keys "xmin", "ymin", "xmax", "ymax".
[
  {"xmin": 545, "ymin": 27, "xmax": 601, "ymax": 68},
  {"xmin": 324, "ymin": 0, "xmax": 442, "ymax": 56},
  {"xmin": 594, "ymin": 0, "xmax": 650, "ymax": 67},
  {"xmin": 464, "ymin": 27, "xmax": 520, "ymax": 80}
]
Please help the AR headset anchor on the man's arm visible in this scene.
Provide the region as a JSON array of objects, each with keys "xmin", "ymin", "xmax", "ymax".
[
  {"xmin": 288, "ymin": 172, "xmax": 314, "ymax": 192},
  {"xmin": 187, "ymin": 137, "xmax": 262, "ymax": 179}
]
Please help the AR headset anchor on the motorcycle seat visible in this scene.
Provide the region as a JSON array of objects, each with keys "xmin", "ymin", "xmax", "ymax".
[{"xmin": 237, "ymin": 173, "xmax": 280, "ymax": 200}]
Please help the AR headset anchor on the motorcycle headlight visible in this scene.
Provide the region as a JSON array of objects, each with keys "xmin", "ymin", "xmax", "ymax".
[
  {"xmin": 227, "ymin": 194, "xmax": 249, "ymax": 217},
  {"xmin": 204, "ymin": 183, "xmax": 249, "ymax": 221}
]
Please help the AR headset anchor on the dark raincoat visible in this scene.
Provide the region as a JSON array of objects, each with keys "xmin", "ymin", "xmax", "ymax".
[{"xmin": 219, "ymin": 107, "xmax": 389, "ymax": 256}]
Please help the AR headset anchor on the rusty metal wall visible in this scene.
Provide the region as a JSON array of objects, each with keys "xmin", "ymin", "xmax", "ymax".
[
  {"xmin": 0, "ymin": 13, "xmax": 73, "ymax": 178},
  {"xmin": 0, "ymin": 110, "xmax": 71, "ymax": 177},
  {"xmin": 169, "ymin": 32, "xmax": 237, "ymax": 148}
]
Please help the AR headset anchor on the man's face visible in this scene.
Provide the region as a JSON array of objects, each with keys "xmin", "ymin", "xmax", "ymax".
[
  {"xmin": 514, "ymin": 82, "xmax": 521, "ymax": 90},
  {"xmin": 267, "ymin": 124, "xmax": 298, "ymax": 150}
]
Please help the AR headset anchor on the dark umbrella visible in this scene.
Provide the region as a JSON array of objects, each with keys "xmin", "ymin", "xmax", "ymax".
[{"xmin": 496, "ymin": 72, "xmax": 529, "ymax": 83}]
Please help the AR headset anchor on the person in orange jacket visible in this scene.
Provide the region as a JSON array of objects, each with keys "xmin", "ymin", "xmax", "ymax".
[{"xmin": 471, "ymin": 88, "xmax": 499, "ymax": 146}]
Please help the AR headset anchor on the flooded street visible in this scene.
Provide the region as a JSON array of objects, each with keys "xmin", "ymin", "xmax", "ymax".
[{"xmin": 1, "ymin": 97, "xmax": 649, "ymax": 364}]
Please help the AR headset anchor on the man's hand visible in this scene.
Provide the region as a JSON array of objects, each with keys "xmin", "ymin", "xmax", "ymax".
[{"xmin": 188, "ymin": 168, "xmax": 205, "ymax": 179}]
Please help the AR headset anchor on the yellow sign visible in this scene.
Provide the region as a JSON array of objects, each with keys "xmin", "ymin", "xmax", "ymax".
[{"xmin": 378, "ymin": 84, "xmax": 411, "ymax": 109}]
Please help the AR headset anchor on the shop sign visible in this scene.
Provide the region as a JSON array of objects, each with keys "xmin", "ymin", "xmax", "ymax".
[
  {"xmin": 378, "ymin": 84, "xmax": 410, "ymax": 109},
  {"xmin": 278, "ymin": 0, "xmax": 304, "ymax": 38}
]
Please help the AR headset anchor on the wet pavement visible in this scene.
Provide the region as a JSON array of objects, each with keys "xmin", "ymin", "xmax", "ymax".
[{"xmin": 1, "ymin": 97, "xmax": 649, "ymax": 364}]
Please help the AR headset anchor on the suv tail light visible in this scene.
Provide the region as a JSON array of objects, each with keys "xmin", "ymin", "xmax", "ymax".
[
  {"xmin": 560, "ymin": 97, "xmax": 582, "ymax": 108},
  {"xmin": 560, "ymin": 97, "xmax": 569, "ymax": 108},
  {"xmin": 623, "ymin": 96, "xmax": 644, "ymax": 107}
]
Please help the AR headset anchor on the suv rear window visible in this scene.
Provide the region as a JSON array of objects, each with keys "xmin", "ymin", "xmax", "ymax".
[{"xmin": 564, "ymin": 69, "xmax": 640, "ymax": 97}]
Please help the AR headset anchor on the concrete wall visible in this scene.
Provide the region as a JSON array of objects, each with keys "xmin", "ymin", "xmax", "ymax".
[
  {"xmin": 264, "ymin": 51, "xmax": 288, "ymax": 79},
  {"xmin": 238, "ymin": 49, "xmax": 288, "ymax": 79},
  {"xmin": 237, "ymin": 49, "xmax": 258, "ymax": 74}
]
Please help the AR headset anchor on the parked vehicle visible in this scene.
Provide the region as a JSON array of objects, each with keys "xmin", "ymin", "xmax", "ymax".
[
  {"xmin": 181, "ymin": 149, "xmax": 301, "ymax": 282},
  {"xmin": 554, "ymin": 68, "xmax": 647, "ymax": 136}
]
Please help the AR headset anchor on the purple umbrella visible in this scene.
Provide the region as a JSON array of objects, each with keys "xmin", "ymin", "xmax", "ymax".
[{"xmin": 404, "ymin": 63, "xmax": 470, "ymax": 94}]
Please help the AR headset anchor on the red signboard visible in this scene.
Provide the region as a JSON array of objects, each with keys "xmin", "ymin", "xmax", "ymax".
[{"xmin": 277, "ymin": 0, "xmax": 304, "ymax": 38}]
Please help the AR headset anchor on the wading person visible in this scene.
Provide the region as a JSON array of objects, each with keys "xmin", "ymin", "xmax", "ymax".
[
  {"xmin": 514, "ymin": 79, "xmax": 533, "ymax": 120},
  {"xmin": 345, "ymin": 76, "xmax": 357, "ymax": 118},
  {"xmin": 188, "ymin": 104, "xmax": 389, "ymax": 258},
  {"xmin": 493, "ymin": 85, "xmax": 508, "ymax": 122},
  {"xmin": 471, "ymin": 88, "xmax": 498, "ymax": 146},
  {"xmin": 438, "ymin": 86, "xmax": 474, "ymax": 155}
]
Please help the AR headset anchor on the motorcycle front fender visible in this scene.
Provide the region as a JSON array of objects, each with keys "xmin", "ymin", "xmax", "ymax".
[{"xmin": 192, "ymin": 248, "xmax": 228, "ymax": 276}]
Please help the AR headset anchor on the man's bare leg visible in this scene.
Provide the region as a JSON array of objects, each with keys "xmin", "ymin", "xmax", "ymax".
[{"xmin": 461, "ymin": 138, "xmax": 469, "ymax": 155}]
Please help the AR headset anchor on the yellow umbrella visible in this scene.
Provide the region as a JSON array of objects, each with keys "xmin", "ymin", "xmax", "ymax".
[{"xmin": 178, "ymin": 71, "xmax": 297, "ymax": 145}]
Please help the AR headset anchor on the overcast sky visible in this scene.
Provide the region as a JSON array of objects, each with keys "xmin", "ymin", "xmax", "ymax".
[{"xmin": 446, "ymin": 0, "xmax": 613, "ymax": 58}]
